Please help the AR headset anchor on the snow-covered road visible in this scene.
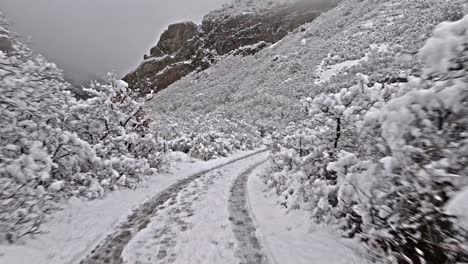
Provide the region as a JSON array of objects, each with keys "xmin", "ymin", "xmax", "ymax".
[
  {"xmin": 229, "ymin": 161, "xmax": 270, "ymax": 264},
  {"xmin": 80, "ymin": 150, "xmax": 270, "ymax": 264}
]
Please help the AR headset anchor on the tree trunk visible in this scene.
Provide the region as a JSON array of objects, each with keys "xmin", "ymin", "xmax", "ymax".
[{"xmin": 334, "ymin": 117, "xmax": 341, "ymax": 149}]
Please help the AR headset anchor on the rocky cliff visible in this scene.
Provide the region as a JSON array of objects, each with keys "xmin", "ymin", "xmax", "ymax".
[{"xmin": 123, "ymin": 0, "xmax": 337, "ymax": 95}]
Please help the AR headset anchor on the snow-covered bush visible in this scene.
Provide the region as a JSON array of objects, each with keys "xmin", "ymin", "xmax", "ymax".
[
  {"xmin": 0, "ymin": 28, "xmax": 86, "ymax": 241},
  {"xmin": 0, "ymin": 16, "xmax": 165, "ymax": 242},
  {"xmin": 154, "ymin": 113, "xmax": 260, "ymax": 161},
  {"xmin": 66, "ymin": 74, "xmax": 165, "ymax": 188},
  {"xmin": 354, "ymin": 14, "xmax": 468, "ymax": 264},
  {"xmin": 264, "ymin": 12, "xmax": 468, "ymax": 264}
]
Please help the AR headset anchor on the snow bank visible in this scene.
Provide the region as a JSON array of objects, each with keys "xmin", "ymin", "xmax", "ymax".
[{"xmin": 247, "ymin": 163, "xmax": 365, "ymax": 264}]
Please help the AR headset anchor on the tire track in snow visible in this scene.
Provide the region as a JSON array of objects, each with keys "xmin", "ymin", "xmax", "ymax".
[
  {"xmin": 228, "ymin": 160, "xmax": 270, "ymax": 264},
  {"xmin": 79, "ymin": 149, "xmax": 268, "ymax": 264},
  {"xmin": 122, "ymin": 168, "xmax": 220, "ymax": 264}
]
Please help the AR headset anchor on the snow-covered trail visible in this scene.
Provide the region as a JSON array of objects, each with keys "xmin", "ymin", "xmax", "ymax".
[
  {"xmin": 229, "ymin": 161, "xmax": 270, "ymax": 264},
  {"xmin": 80, "ymin": 150, "xmax": 270, "ymax": 264}
]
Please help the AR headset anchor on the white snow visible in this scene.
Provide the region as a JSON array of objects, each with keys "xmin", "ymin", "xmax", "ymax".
[
  {"xmin": 269, "ymin": 42, "xmax": 279, "ymax": 49},
  {"xmin": 247, "ymin": 163, "xmax": 366, "ymax": 264},
  {"xmin": 315, "ymin": 43, "xmax": 388, "ymax": 84},
  {"xmin": 48, "ymin": 180, "xmax": 64, "ymax": 192},
  {"xmin": 362, "ymin": 21, "xmax": 374, "ymax": 29},
  {"xmin": 122, "ymin": 151, "xmax": 270, "ymax": 264},
  {"xmin": 0, "ymin": 149, "xmax": 264, "ymax": 264},
  {"xmin": 143, "ymin": 54, "xmax": 169, "ymax": 63},
  {"xmin": 420, "ymin": 14, "xmax": 468, "ymax": 74},
  {"xmin": 315, "ymin": 58, "xmax": 363, "ymax": 84},
  {"xmin": 206, "ymin": 0, "xmax": 292, "ymax": 20},
  {"xmin": 447, "ymin": 186, "xmax": 468, "ymax": 230},
  {"xmin": 116, "ymin": 80, "xmax": 129, "ymax": 89},
  {"xmin": 370, "ymin": 43, "xmax": 389, "ymax": 52}
]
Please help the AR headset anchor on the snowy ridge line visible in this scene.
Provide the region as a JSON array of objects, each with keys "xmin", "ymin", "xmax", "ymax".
[
  {"xmin": 79, "ymin": 148, "xmax": 269, "ymax": 264},
  {"xmin": 228, "ymin": 159, "xmax": 270, "ymax": 264}
]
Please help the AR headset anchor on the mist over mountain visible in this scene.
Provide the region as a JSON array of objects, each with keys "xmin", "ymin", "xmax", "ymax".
[{"xmin": 0, "ymin": 0, "xmax": 231, "ymax": 83}]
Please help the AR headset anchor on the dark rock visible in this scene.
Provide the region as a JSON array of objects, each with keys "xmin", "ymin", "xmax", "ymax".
[
  {"xmin": 124, "ymin": 0, "xmax": 338, "ymax": 96},
  {"xmin": 150, "ymin": 22, "xmax": 199, "ymax": 57},
  {"xmin": 0, "ymin": 36, "xmax": 14, "ymax": 53}
]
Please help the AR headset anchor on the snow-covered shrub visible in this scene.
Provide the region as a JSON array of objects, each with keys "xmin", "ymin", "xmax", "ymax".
[
  {"xmin": 154, "ymin": 113, "xmax": 261, "ymax": 161},
  {"xmin": 0, "ymin": 29, "xmax": 88, "ymax": 241},
  {"xmin": 266, "ymin": 73, "xmax": 387, "ymax": 210},
  {"xmin": 352, "ymin": 14, "xmax": 468, "ymax": 264},
  {"xmin": 339, "ymin": 85, "xmax": 468, "ymax": 263},
  {"xmin": 442, "ymin": 0, "xmax": 467, "ymax": 22},
  {"xmin": 0, "ymin": 16, "xmax": 165, "ymax": 242},
  {"xmin": 264, "ymin": 12, "xmax": 468, "ymax": 264},
  {"xmin": 66, "ymin": 74, "xmax": 165, "ymax": 187}
]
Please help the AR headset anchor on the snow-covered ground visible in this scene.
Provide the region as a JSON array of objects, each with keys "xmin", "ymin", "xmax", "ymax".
[
  {"xmin": 0, "ymin": 149, "xmax": 265, "ymax": 264},
  {"xmin": 247, "ymin": 163, "xmax": 366, "ymax": 264},
  {"xmin": 315, "ymin": 43, "xmax": 389, "ymax": 84},
  {"xmin": 121, "ymin": 151, "xmax": 269, "ymax": 264},
  {"xmin": 447, "ymin": 186, "xmax": 468, "ymax": 230},
  {"xmin": 315, "ymin": 57, "xmax": 364, "ymax": 84}
]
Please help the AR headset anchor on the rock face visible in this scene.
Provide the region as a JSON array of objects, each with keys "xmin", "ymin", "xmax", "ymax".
[
  {"xmin": 0, "ymin": 25, "xmax": 14, "ymax": 53},
  {"xmin": 148, "ymin": 22, "xmax": 199, "ymax": 57},
  {"xmin": 124, "ymin": 0, "xmax": 337, "ymax": 95}
]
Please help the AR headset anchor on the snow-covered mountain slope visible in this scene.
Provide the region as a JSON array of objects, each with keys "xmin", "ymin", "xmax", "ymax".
[
  {"xmin": 124, "ymin": 0, "xmax": 336, "ymax": 95},
  {"xmin": 204, "ymin": 0, "xmax": 337, "ymax": 19},
  {"xmin": 148, "ymin": 0, "xmax": 465, "ymax": 134}
]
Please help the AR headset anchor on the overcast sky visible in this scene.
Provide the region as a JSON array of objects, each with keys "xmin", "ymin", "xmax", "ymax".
[{"xmin": 0, "ymin": 0, "xmax": 230, "ymax": 83}]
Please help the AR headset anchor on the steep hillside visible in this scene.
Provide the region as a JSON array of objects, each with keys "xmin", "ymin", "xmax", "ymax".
[
  {"xmin": 123, "ymin": 0, "xmax": 337, "ymax": 95},
  {"xmin": 148, "ymin": 0, "xmax": 464, "ymax": 133}
]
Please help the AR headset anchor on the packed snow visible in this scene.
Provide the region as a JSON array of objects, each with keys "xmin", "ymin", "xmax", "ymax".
[
  {"xmin": 447, "ymin": 186, "xmax": 468, "ymax": 230},
  {"xmin": 122, "ymin": 151, "xmax": 269, "ymax": 264}
]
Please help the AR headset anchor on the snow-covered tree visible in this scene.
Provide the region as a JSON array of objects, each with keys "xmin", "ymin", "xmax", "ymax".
[{"xmin": 0, "ymin": 15, "xmax": 165, "ymax": 242}]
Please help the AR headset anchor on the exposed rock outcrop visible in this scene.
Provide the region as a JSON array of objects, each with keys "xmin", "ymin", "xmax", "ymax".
[
  {"xmin": 124, "ymin": 0, "xmax": 337, "ymax": 95},
  {"xmin": 0, "ymin": 25, "xmax": 14, "ymax": 53}
]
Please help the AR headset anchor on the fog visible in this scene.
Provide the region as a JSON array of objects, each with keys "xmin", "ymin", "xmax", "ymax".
[
  {"xmin": 0, "ymin": 0, "xmax": 333, "ymax": 84},
  {"xmin": 0, "ymin": 0, "xmax": 230, "ymax": 83}
]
